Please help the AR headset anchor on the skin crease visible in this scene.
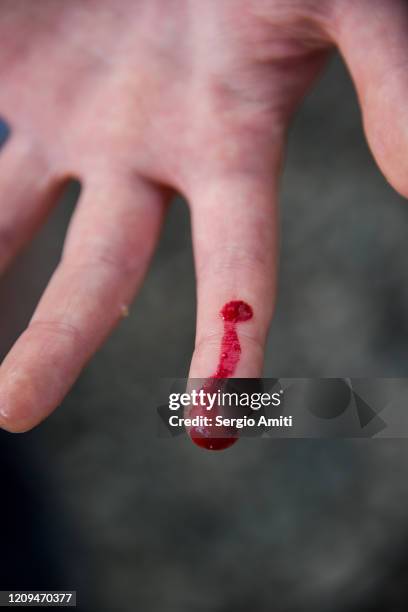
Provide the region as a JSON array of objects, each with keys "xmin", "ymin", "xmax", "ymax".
[{"xmin": 0, "ymin": 0, "xmax": 407, "ymax": 432}]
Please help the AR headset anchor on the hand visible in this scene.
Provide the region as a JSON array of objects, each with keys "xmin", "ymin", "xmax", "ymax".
[{"xmin": 0, "ymin": 0, "xmax": 406, "ymax": 432}]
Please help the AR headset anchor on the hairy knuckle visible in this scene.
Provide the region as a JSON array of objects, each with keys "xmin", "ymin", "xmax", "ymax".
[
  {"xmin": 69, "ymin": 247, "xmax": 141, "ymax": 278},
  {"xmin": 29, "ymin": 319, "xmax": 84, "ymax": 344},
  {"xmin": 197, "ymin": 245, "xmax": 270, "ymax": 281}
]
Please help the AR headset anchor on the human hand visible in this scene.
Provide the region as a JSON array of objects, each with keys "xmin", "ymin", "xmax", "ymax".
[{"xmin": 0, "ymin": 0, "xmax": 406, "ymax": 433}]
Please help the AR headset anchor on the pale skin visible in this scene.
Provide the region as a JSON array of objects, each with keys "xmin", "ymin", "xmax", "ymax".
[{"xmin": 0, "ymin": 0, "xmax": 407, "ymax": 432}]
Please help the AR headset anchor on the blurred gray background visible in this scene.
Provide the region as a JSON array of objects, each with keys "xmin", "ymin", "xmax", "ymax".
[{"xmin": 1, "ymin": 54, "xmax": 408, "ymax": 612}]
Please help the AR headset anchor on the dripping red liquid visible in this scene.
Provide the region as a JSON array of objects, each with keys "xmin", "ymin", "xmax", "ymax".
[{"xmin": 190, "ymin": 300, "xmax": 253, "ymax": 451}]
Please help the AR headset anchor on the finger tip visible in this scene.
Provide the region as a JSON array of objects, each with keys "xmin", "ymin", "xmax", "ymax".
[
  {"xmin": 189, "ymin": 430, "xmax": 239, "ymax": 451},
  {"xmin": 0, "ymin": 369, "xmax": 46, "ymax": 433},
  {"xmin": 0, "ymin": 411, "xmax": 35, "ymax": 433}
]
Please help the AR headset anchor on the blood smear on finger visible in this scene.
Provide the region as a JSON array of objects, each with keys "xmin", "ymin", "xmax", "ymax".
[{"xmin": 189, "ymin": 300, "xmax": 253, "ymax": 451}]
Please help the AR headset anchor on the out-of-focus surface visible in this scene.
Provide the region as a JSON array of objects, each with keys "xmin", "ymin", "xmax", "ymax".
[{"xmin": 1, "ymin": 55, "xmax": 408, "ymax": 612}]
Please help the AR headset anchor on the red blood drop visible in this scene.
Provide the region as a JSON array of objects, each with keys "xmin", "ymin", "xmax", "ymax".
[
  {"xmin": 190, "ymin": 432, "xmax": 239, "ymax": 451},
  {"xmin": 221, "ymin": 300, "xmax": 253, "ymax": 323}
]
